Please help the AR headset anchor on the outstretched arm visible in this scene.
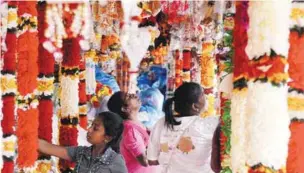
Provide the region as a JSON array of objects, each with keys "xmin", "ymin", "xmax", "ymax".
[{"xmin": 38, "ymin": 139, "xmax": 71, "ymax": 161}]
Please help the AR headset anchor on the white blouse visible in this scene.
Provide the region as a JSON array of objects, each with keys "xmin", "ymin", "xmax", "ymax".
[{"xmin": 147, "ymin": 116, "xmax": 219, "ymax": 173}]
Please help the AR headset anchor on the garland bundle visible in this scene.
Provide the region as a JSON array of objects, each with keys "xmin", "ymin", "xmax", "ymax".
[
  {"xmin": 1, "ymin": 1, "xmax": 18, "ymax": 172},
  {"xmin": 287, "ymin": 2, "xmax": 304, "ymax": 173},
  {"xmin": 16, "ymin": 1, "xmax": 39, "ymax": 171},
  {"xmin": 245, "ymin": 1, "xmax": 291, "ymax": 172}
]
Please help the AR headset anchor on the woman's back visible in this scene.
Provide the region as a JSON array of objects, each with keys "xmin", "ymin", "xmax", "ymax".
[{"xmin": 147, "ymin": 116, "xmax": 219, "ymax": 173}]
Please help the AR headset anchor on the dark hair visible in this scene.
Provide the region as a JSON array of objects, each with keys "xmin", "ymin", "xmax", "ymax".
[
  {"xmin": 164, "ymin": 82, "xmax": 203, "ymax": 130},
  {"xmin": 96, "ymin": 111, "xmax": 124, "ymax": 153},
  {"xmin": 107, "ymin": 91, "xmax": 128, "ymax": 120}
]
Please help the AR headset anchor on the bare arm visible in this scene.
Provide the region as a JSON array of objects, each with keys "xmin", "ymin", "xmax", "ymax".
[
  {"xmin": 38, "ymin": 139, "xmax": 71, "ymax": 161},
  {"xmin": 211, "ymin": 125, "xmax": 221, "ymax": 173}
]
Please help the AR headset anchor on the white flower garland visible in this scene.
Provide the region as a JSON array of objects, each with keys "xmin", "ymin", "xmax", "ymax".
[
  {"xmin": 230, "ymin": 92, "xmax": 247, "ymax": 173},
  {"xmin": 246, "ymin": 1, "xmax": 291, "ymax": 60},
  {"xmin": 60, "ymin": 75, "xmax": 79, "ymax": 118},
  {"xmin": 246, "ymin": 82, "xmax": 290, "ymax": 169}
]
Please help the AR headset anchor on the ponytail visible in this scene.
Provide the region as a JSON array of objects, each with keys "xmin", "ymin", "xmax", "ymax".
[{"xmin": 164, "ymin": 97, "xmax": 181, "ymax": 130}]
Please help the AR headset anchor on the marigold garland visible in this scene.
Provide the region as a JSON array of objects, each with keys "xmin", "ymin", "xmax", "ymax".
[
  {"xmin": 174, "ymin": 50, "xmax": 183, "ymax": 88},
  {"xmin": 287, "ymin": 3, "xmax": 304, "ymax": 173},
  {"xmin": 16, "ymin": 1, "xmax": 39, "ymax": 171}
]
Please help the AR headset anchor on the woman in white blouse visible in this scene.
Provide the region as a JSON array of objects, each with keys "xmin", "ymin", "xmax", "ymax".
[{"xmin": 147, "ymin": 82, "xmax": 219, "ymax": 173}]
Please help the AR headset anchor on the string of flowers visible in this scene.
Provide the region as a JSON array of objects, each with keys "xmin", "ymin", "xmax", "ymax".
[
  {"xmin": 174, "ymin": 50, "xmax": 183, "ymax": 88},
  {"xmin": 0, "ymin": 1, "xmax": 8, "ymax": 170},
  {"xmin": 182, "ymin": 48, "xmax": 191, "ymax": 82},
  {"xmin": 57, "ymin": 2, "xmax": 91, "ymax": 171},
  {"xmin": 245, "ymin": 1, "xmax": 291, "ymax": 172},
  {"xmin": 79, "ymin": 57, "xmax": 87, "ymax": 129},
  {"xmin": 287, "ymin": 2, "xmax": 304, "ymax": 173},
  {"xmin": 230, "ymin": 2, "xmax": 249, "ymax": 173},
  {"xmin": 36, "ymin": 1, "xmax": 55, "ymax": 172},
  {"xmin": 1, "ymin": 1, "xmax": 17, "ymax": 172},
  {"xmin": 16, "ymin": 1, "xmax": 39, "ymax": 172},
  {"xmin": 217, "ymin": 2, "xmax": 235, "ymax": 172}
]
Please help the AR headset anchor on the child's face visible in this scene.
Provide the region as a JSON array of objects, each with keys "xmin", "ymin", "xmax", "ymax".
[{"xmin": 87, "ymin": 118, "xmax": 108, "ymax": 145}]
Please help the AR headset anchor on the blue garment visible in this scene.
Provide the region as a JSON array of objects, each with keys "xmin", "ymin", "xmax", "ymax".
[{"xmin": 95, "ymin": 65, "xmax": 120, "ymax": 93}]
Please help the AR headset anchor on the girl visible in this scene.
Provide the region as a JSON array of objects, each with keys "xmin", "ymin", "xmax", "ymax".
[
  {"xmin": 108, "ymin": 91, "xmax": 158, "ymax": 173},
  {"xmin": 38, "ymin": 111, "xmax": 127, "ymax": 173},
  {"xmin": 147, "ymin": 82, "xmax": 219, "ymax": 173}
]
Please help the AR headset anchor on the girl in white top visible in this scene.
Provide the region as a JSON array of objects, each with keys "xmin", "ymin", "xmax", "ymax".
[{"xmin": 147, "ymin": 82, "xmax": 219, "ymax": 173}]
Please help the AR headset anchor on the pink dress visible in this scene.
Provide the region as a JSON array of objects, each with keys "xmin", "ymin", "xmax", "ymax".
[{"xmin": 120, "ymin": 120, "xmax": 158, "ymax": 173}]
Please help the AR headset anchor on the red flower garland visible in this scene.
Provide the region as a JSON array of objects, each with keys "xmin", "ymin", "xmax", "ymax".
[
  {"xmin": 79, "ymin": 59, "xmax": 87, "ymax": 129},
  {"xmin": 16, "ymin": 1, "xmax": 39, "ymax": 169},
  {"xmin": 1, "ymin": 1, "xmax": 18, "ymax": 172},
  {"xmin": 233, "ymin": 1, "xmax": 249, "ymax": 89}
]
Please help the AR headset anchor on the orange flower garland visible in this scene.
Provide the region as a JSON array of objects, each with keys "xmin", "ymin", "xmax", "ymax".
[
  {"xmin": 287, "ymin": 4, "xmax": 304, "ymax": 173},
  {"xmin": 1, "ymin": 1, "xmax": 18, "ymax": 172},
  {"xmin": 16, "ymin": 1, "xmax": 39, "ymax": 171},
  {"xmin": 174, "ymin": 50, "xmax": 183, "ymax": 88}
]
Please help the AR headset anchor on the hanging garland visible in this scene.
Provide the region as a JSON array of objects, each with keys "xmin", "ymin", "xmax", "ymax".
[
  {"xmin": 218, "ymin": 2, "xmax": 235, "ymax": 172},
  {"xmin": 79, "ymin": 57, "xmax": 87, "ymax": 129},
  {"xmin": 230, "ymin": 2, "xmax": 249, "ymax": 173},
  {"xmin": 36, "ymin": 1, "xmax": 55, "ymax": 172},
  {"xmin": 174, "ymin": 50, "xmax": 183, "ymax": 88},
  {"xmin": 1, "ymin": 1, "xmax": 17, "ymax": 172},
  {"xmin": 182, "ymin": 48, "xmax": 191, "ymax": 82},
  {"xmin": 287, "ymin": 2, "xmax": 304, "ymax": 173},
  {"xmin": 15, "ymin": 1, "xmax": 39, "ymax": 172},
  {"xmin": 245, "ymin": 1, "xmax": 291, "ymax": 172}
]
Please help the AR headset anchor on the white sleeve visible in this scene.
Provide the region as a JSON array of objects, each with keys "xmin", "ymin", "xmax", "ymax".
[{"xmin": 147, "ymin": 117, "xmax": 165, "ymax": 161}]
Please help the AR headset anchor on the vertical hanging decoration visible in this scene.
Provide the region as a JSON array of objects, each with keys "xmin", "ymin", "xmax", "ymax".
[
  {"xmin": 1, "ymin": 1, "xmax": 17, "ymax": 172},
  {"xmin": 79, "ymin": 57, "xmax": 87, "ymax": 129},
  {"xmin": 200, "ymin": 2, "xmax": 217, "ymax": 118},
  {"xmin": 230, "ymin": 2, "xmax": 249, "ymax": 173},
  {"xmin": 58, "ymin": 2, "xmax": 91, "ymax": 171},
  {"xmin": 245, "ymin": 1, "xmax": 291, "ymax": 172},
  {"xmin": 218, "ymin": 1, "xmax": 235, "ymax": 172},
  {"xmin": 16, "ymin": 1, "xmax": 39, "ymax": 171},
  {"xmin": 287, "ymin": 2, "xmax": 304, "ymax": 173},
  {"xmin": 36, "ymin": 1, "xmax": 55, "ymax": 172}
]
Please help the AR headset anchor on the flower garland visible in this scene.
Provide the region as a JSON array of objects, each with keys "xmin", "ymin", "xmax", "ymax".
[
  {"xmin": 200, "ymin": 42, "xmax": 216, "ymax": 117},
  {"xmin": 182, "ymin": 48, "xmax": 191, "ymax": 82},
  {"xmin": 1, "ymin": 2, "xmax": 18, "ymax": 172},
  {"xmin": 79, "ymin": 57, "xmax": 87, "ymax": 129},
  {"xmin": 59, "ymin": 38, "xmax": 80, "ymax": 172},
  {"xmin": 16, "ymin": 1, "xmax": 39, "ymax": 171},
  {"xmin": 245, "ymin": 1, "xmax": 291, "ymax": 172},
  {"xmin": 287, "ymin": 2, "xmax": 304, "ymax": 173},
  {"xmin": 230, "ymin": 2, "xmax": 249, "ymax": 173},
  {"xmin": 116, "ymin": 53, "xmax": 130, "ymax": 93},
  {"xmin": 36, "ymin": 2, "xmax": 55, "ymax": 172},
  {"xmin": 218, "ymin": 2, "xmax": 235, "ymax": 172}
]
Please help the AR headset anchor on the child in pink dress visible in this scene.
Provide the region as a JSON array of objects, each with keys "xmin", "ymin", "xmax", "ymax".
[{"xmin": 108, "ymin": 92, "xmax": 158, "ymax": 173}]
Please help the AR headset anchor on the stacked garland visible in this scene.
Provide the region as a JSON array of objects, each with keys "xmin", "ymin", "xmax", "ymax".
[
  {"xmin": 245, "ymin": 1, "xmax": 291, "ymax": 172},
  {"xmin": 16, "ymin": 1, "xmax": 39, "ymax": 171},
  {"xmin": 1, "ymin": 1, "xmax": 17, "ymax": 172},
  {"xmin": 287, "ymin": 2, "xmax": 304, "ymax": 173}
]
